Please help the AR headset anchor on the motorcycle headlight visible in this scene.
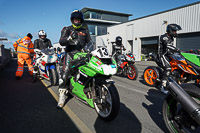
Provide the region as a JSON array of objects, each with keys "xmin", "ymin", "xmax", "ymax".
[{"xmin": 48, "ymin": 56, "xmax": 51, "ymax": 62}]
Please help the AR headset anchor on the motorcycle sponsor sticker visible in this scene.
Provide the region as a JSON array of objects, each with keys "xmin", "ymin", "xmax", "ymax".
[
  {"xmin": 96, "ymin": 61, "xmax": 102, "ymax": 65},
  {"xmin": 89, "ymin": 62, "xmax": 102, "ymax": 71},
  {"xmin": 111, "ymin": 64, "xmax": 116, "ymax": 68}
]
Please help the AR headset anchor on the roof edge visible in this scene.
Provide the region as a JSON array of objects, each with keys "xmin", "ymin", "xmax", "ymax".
[{"xmin": 81, "ymin": 7, "xmax": 132, "ymax": 16}]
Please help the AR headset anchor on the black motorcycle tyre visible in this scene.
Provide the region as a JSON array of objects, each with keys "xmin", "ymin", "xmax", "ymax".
[
  {"xmin": 94, "ymin": 83, "xmax": 120, "ymax": 122},
  {"xmin": 163, "ymin": 89, "xmax": 200, "ymax": 133},
  {"xmin": 127, "ymin": 64, "xmax": 138, "ymax": 80},
  {"xmin": 49, "ymin": 69, "xmax": 57, "ymax": 86}
]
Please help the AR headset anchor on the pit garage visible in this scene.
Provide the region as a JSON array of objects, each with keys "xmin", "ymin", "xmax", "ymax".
[
  {"xmin": 141, "ymin": 36, "xmax": 159, "ymax": 55},
  {"xmin": 176, "ymin": 32, "xmax": 200, "ymax": 52}
]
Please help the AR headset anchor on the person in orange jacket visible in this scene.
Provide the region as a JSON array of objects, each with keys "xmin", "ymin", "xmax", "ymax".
[{"xmin": 13, "ymin": 33, "xmax": 34, "ymax": 80}]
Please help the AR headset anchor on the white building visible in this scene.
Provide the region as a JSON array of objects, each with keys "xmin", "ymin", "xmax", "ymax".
[{"xmin": 98, "ymin": 2, "xmax": 200, "ymax": 61}]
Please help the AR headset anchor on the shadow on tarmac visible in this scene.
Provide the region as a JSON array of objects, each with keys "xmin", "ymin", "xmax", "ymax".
[
  {"xmin": 142, "ymin": 89, "xmax": 169, "ymax": 133},
  {"xmin": 94, "ymin": 102, "xmax": 142, "ymax": 133},
  {"xmin": 0, "ymin": 60, "xmax": 81, "ymax": 133}
]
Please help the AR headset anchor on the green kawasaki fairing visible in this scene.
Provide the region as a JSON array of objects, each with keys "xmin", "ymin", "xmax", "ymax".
[
  {"xmin": 69, "ymin": 52, "xmax": 116, "ymax": 108},
  {"xmin": 181, "ymin": 52, "xmax": 200, "ymax": 67}
]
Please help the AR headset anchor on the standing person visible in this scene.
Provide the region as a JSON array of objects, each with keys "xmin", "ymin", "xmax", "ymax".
[
  {"xmin": 158, "ymin": 24, "xmax": 182, "ymax": 94},
  {"xmin": 57, "ymin": 10, "xmax": 91, "ymax": 108},
  {"xmin": 34, "ymin": 30, "xmax": 52, "ymax": 50},
  {"xmin": 13, "ymin": 33, "xmax": 34, "ymax": 80}
]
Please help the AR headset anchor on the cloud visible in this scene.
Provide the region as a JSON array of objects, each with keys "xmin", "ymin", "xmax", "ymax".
[
  {"xmin": 0, "ymin": 30, "xmax": 21, "ymax": 39},
  {"xmin": 3, "ymin": 40, "xmax": 14, "ymax": 44},
  {"xmin": 33, "ymin": 32, "xmax": 38, "ymax": 38},
  {"xmin": 0, "ymin": 30, "xmax": 8, "ymax": 37},
  {"xmin": 9, "ymin": 33, "xmax": 21, "ymax": 39}
]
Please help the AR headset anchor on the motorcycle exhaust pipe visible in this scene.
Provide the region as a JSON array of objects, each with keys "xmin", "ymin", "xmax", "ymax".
[{"xmin": 167, "ymin": 77, "xmax": 200, "ymax": 125}]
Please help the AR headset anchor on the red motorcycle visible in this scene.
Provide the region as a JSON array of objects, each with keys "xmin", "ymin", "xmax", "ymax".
[{"xmin": 114, "ymin": 51, "xmax": 138, "ymax": 80}]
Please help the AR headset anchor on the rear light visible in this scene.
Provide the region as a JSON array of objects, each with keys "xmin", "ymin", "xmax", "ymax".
[{"xmin": 41, "ymin": 61, "xmax": 46, "ymax": 66}]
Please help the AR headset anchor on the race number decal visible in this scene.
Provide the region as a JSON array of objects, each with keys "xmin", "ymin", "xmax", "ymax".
[{"xmin": 93, "ymin": 47, "xmax": 109, "ymax": 58}]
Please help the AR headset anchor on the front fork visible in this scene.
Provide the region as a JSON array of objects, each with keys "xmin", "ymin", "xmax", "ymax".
[{"xmin": 94, "ymin": 79, "xmax": 114, "ymax": 103}]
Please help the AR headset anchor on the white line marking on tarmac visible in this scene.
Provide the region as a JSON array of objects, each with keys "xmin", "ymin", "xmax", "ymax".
[{"xmin": 40, "ymin": 80, "xmax": 92, "ymax": 133}]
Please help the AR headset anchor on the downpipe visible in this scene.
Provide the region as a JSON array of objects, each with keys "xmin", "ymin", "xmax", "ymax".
[{"xmin": 167, "ymin": 77, "xmax": 200, "ymax": 125}]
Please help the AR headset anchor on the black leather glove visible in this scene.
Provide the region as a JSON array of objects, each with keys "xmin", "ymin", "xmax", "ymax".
[
  {"xmin": 71, "ymin": 31, "xmax": 78, "ymax": 40},
  {"xmin": 177, "ymin": 48, "xmax": 181, "ymax": 54}
]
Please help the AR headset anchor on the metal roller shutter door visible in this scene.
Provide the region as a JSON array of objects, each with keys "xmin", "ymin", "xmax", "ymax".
[
  {"xmin": 141, "ymin": 36, "xmax": 159, "ymax": 54},
  {"xmin": 176, "ymin": 32, "xmax": 200, "ymax": 51}
]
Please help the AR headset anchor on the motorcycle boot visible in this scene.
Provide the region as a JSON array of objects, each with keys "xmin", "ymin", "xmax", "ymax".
[
  {"xmin": 57, "ymin": 88, "xmax": 68, "ymax": 108},
  {"xmin": 160, "ymin": 80, "xmax": 168, "ymax": 94},
  {"xmin": 16, "ymin": 76, "xmax": 21, "ymax": 80},
  {"xmin": 32, "ymin": 67, "xmax": 38, "ymax": 83}
]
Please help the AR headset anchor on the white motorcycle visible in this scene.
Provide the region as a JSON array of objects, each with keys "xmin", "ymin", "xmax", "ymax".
[{"xmin": 32, "ymin": 48, "xmax": 58, "ymax": 85}]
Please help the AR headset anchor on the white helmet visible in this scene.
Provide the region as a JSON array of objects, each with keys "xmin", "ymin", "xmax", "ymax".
[{"xmin": 38, "ymin": 30, "xmax": 47, "ymax": 38}]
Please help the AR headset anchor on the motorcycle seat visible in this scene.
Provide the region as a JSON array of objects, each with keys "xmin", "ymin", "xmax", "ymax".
[{"xmin": 186, "ymin": 59, "xmax": 200, "ymax": 74}]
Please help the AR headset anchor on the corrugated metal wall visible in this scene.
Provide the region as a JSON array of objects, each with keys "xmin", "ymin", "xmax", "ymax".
[
  {"xmin": 132, "ymin": 2, "xmax": 200, "ymax": 37},
  {"xmin": 104, "ymin": 2, "xmax": 200, "ymax": 61}
]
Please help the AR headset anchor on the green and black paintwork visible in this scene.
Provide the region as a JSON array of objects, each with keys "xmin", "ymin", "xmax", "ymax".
[{"xmin": 66, "ymin": 51, "xmax": 120, "ymax": 121}]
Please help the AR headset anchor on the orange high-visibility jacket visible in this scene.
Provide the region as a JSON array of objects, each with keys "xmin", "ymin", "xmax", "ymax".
[{"xmin": 13, "ymin": 36, "xmax": 34, "ymax": 54}]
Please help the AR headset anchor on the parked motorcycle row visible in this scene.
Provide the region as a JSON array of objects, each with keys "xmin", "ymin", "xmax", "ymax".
[
  {"xmin": 31, "ymin": 39, "xmax": 200, "ymax": 132},
  {"xmin": 143, "ymin": 51, "xmax": 200, "ymax": 132}
]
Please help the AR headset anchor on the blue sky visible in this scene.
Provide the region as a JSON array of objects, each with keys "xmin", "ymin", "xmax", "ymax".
[{"xmin": 0, "ymin": 0, "xmax": 199, "ymax": 48}]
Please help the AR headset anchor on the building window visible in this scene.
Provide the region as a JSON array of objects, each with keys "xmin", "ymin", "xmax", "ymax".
[
  {"xmin": 91, "ymin": 12, "xmax": 102, "ymax": 19},
  {"xmin": 97, "ymin": 13, "xmax": 102, "ymax": 19},
  {"xmin": 97, "ymin": 26, "xmax": 107, "ymax": 35},
  {"xmin": 88, "ymin": 25, "xmax": 96, "ymax": 35},
  {"xmin": 83, "ymin": 12, "xmax": 90, "ymax": 19}
]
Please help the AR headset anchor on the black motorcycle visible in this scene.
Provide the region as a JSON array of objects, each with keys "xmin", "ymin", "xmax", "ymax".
[{"xmin": 163, "ymin": 76, "xmax": 200, "ymax": 133}]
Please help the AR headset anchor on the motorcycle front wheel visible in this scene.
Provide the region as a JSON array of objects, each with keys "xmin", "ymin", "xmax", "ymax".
[
  {"xmin": 49, "ymin": 69, "xmax": 57, "ymax": 86},
  {"xmin": 163, "ymin": 91, "xmax": 200, "ymax": 133},
  {"xmin": 143, "ymin": 66, "xmax": 160, "ymax": 87},
  {"xmin": 94, "ymin": 83, "xmax": 120, "ymax": 122}
]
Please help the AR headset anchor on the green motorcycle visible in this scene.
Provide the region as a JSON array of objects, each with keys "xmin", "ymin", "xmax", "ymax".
[{"xmin": 66, "ymin": 41, "xmax": 120, "ymax": 121}]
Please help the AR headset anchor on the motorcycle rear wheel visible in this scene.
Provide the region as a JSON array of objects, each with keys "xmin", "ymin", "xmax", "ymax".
[
  {"xmin": 127, "ymin": 64, "xmax": 138, "ymax": 80},
  {"xmin": 94, "ymin": 83, "xmax": 120, "ymax": 121},
  {"xmin": 163, "ymin": 91, "xmax": 200, "ymax": 133}
]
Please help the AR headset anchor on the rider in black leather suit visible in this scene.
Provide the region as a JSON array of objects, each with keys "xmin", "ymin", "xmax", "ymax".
[
  {"xmin": 57, "ymin": 10, "xmax": 91, "ymax": 108},
  {"xmin": 112, "ymin": 36, "xmax": 126, "ymax": 64},
  {"xmin": 159, "ymin": 24, "xmax": 182, "ymax": 94}
]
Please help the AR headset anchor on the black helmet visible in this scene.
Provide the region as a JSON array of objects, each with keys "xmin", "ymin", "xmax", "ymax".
[
  {"xmin": 70, "ymin": 10, "xmax": 84, "ymax": 29},
  {"xmin": 116, "ymin": 36, "xmax": 122, "ymax": 46},
  {"xmin": 57, "ymin": 47, "xmax": 61, "ymax": 52},
  {"xmin": 166, "ymin": 24, "xmax": 182, "ymax": 37}
]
